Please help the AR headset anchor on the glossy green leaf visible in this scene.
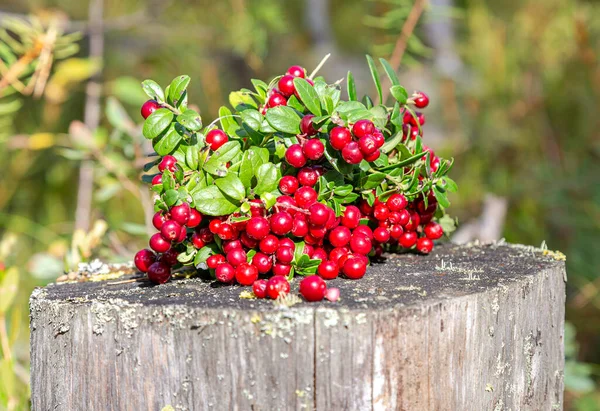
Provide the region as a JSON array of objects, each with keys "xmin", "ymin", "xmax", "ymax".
[
  {"xmin": 215, "ymin": 174, "xmax": 246, "ymax": 201},
  {"xmin": 347, "ymin": 71, "xmax": 357, "ymax": 101},
  {"xmin": 168, "ymin": 75, "xmax": 190, "ymax": 107},
  {"xmin": 265, "ymin": 106, "xmax": 301, "ymax": 134},
  {"xmin": 379, "ymin": 58, "xmax": 400, "ymax": 86},
  {"xmin": 293, "ymin": 77, "xmax": 322, "ymax": 116},
  {"xmin": 203, "ymin": 141, "xmax": 242, "ymax": 175},
  {"xmin": 143, "ymin": 108, "xmax": 173, "ymax": 139},
  {"xmin": 253, "ymin": 163, "xmax": 279, "ymax": 195},
  {"xmin": 192, "ymin": 185, "xmax": 239, "ymax": 216},
  {"xmin": 366, "ymin": 55, "xmax": 383, "ymax": 103},
  {"xmin": 141, "ymin": 79, "xmax": 165, "ymax": 102},
  {"xmin": 153, "ymin": 124, "xmax": 183, "ymax": 156},
  {"xmin": 390, "ymin": 85, "xmax": 408, "ymax": 105},
  {"xmin": 177, "ymin": 109, "xmax": 202, "ymax": 131}
]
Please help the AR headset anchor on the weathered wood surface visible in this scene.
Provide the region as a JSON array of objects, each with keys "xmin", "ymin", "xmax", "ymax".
[{"xmin": 30, "ymin": 243, "xmax": 566, "ymax": 411}]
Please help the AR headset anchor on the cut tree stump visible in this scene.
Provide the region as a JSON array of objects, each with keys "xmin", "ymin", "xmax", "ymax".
[{"xmin": 30, "ymin": 243, "xmax": 566, "ymax": 410}]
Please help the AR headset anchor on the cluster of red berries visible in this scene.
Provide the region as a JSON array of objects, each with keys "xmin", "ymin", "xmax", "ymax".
[
  {"xmin": 329, "ymin": 119, "xmax": 385, "ymax": 164},
  {"xmin": 260, "ymin": 65, "xmax": 313, "ymax": 112}
]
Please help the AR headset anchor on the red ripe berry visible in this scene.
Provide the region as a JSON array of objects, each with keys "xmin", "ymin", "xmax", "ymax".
[
  {"xmin": 279, "ymin": 237, "xmax": 295, "ymax": 248},
  {"xmin": 352, "ymin": 119, "xmax": 375, "ymax": 138},
  {"xmin": 158, "ymin": 155, "xmax": 177, "ymax": 172},
  {"xmin": 175, "ymin": 225, "xmax": 187, "ymax": 244},
  {"xmin": 235, "ymin": 263, "xmax": 258, "ymax": 286},
  {"xmin": 318, "ymin": 260, "xmax": 339, "ymax": 280},
  {"xmin": 170, "ymin": 203, "xmax": 191, "ymax": 226},
  {"xmin": 141, "ymin": 100, "xmax": 161, "ymax": 119},
  {"xmin": 300, "ymin": 115, "xmax": 318, "ymax": 136},
  {"xmin": 162, "ymin": 248, "xmax": 180, "ymax": 266},
  {"xmin": 267, "ymin": 275, "xmax": 291, "ymax": 299},
  {"xmin": 364, "ymin": 150, "xmax": 380, "ymax": 162},
  {"xmin": 152, "ymin": 211, "xmax": 168, "ymax": 230},
  {"xmin": 303, "ymin": 139, "xmax": 324, "ymax": 161},
  {"xmin": 272, "ymin": 263, "xmax": 291, "ymax": 277},
  {"xmin": 279, "ymin": 175, "xmax": 299, "ymax": 195},
  {"xmin": 276, "ymin": 195, "xmax": 297, "ymax": 215},
  {"xmin": 270, "ymin": 211, "xmax": 294, "ymax": 236},
  {"xmin": 297, "ymin": 167, "xmax": 319, "ymax": 187},
  {"xmin": 387, "ymin": 194, "xmax": 408, "ymax": 211},
  {"xmin": 303, "ymin": 244, "xmax": 315, "ymax": 257},
  {"xmin": 416, "ymin": 112, "xmax": 426, "ymax": 126},
  {"xmin": 329, "ymin": 226, "xmax": 351, "ymax": 247},
  {"xmin": 217, "ymin": 223, "xmax": 236, "ymax": 240},
  {"xmin": 286, "ymin": 65, "xmax": 306, "ymax": 78},
  {"xmin": 404, "ymin": 212, "xmax": 421, "ymax": 231},
  {"xmin": 358, "ymin": 200, "xmax": 373, "ymax": 216},
  {"xmin": 207, "ymin": 254, "xmax": 226, "ymax": 269},
  {"xmin": 276, "ymin": 247, "xmax": 294, "ymax": 264},
  {"xmin": 191, "ymin": 232, "xmax": 206, "ymax": 249},
  {"xmin": 343, "ymin": 257, "xmax": 367, "ymax": 279},
  {"xmin": 353, "ymin": 225, "xmax": 374, "ymax": 241},
  {"xmin": 358, "ymin": 135, "xmax": 378, "ymax": 155},
  {"xmin": 285, "ymin": 144, "xmax": 306, "ymax": 168},
  {"xmin": 252, "ymin": 252, "xmax": 272, "ymax": 274},
  {"xmin": 390, "ymin": 224, "xmax": 404, "ymax": 240},
  {"xmin": 399, "ymin": 231, "xmax": 418, "ymax": 248},
  {"xmin": 329, "ymin": 127, "xmax": 352, "ymax": 150},
  {"xmin": 325, "ymin": 287, "xmax": 340, "ymax": 302},
  {"xmin": 151, "ymin": 174, "xmax": 163, "ymax": 185},
  {"xmin": 420, "ymin": 212, "xmax": 434, "ymax": 225},
  {"xmin": 373, "ymin": 204, "xmax": 390, "ymax": 221},
  {"xmin": 226, "ymin": 248, "xmax": 247, "ymax": 267},
  {"xmin": 278, "ymin": 75, "xmax": 296, "ymax": 97},
  {"xmin": 299, "ymin": 275, "xmax": 327, "ymax": 302},
  {"xmin": 246, "ymin": 217, "xmax": 270, "ymax": 240},
  {"xmin": 372, "ymin": 131, "xmax": 385, "ymax": 148},
  {"xmin": 424, "ymin": 222, "xmax": 444, "ymax": 240},
  {"xmin": 292, "ymin": 214, "xmax": 309, "ymax": 237},
  {"xmin": 215, "ymin": 263, "xmax": 235, "ymax": 283},
  {"xmin": 309, "ymin": 226, "xmax": 327, "ymax": 239},
  {"xmin": 341, "ymin": 205, "xmax": 361, "ymax": 229},
  {"xmin": 414, "ymin": 91, "xmax": 429, "ymax": 109},
  {"xmin": 373, "ymin": 227, "xmax": 391, "ymax": 243},
  {"xmin": 187, "ymin": 209, "xmax": 202, "ymax": 228},
  {"xmin": 209, "ymin": 219, "xmax": 223, "ymax": 234},
  {"xmin": 396, "ymin": 209, "xmax": 410, "ymax": 226},
  {"xmin": 197, "ymin": 227, "xmax": 214, "ymax": 243},
  {"xmin": 342, "ymin": 141, "xmax": 364, "ymax": 164},
  {"xmin": 294, "ymin": 186, "xmax": 317, "ymax": 209},
  {"xmin": 205, "ymin": 129, "xmax": 229, "ymax": 151},
  {"xmin": 308, "ymin": 203, "xmax": 329, "ymax": 226},
  {"xmin": 259, "ymin": 235, "xmax": 279, "ymax": 254},
  {"xmin": 252, "ymin": 279, "xmax": 268, "ymax": 298},
  {"xmin": 312, "ymin": 248, "xmax": 328, "ymax": 261},
  {"xmin": 329, "ymin": 247, "xmax": 349, "ymax": 264},
  {"xmin": 267, "ymin": 92, "xmax": 287, "ymax": 108},
  {"xmin": 240, "ymin": 232, "xmax": 258, "ymax": 249},
  {"xmin": 147, "ymin": 261, "xmax": 171, "ymax": 284},
  {"xmin": 312, "ymin": 165, "xmax": 326, "ymax": 176},
  {"xmin": 403, "ymin": 111, "xmax": 419, "ymax": 127},
  {"xmin": 350, "ymin": 235, "xmax": 372, "ymax": 255},
  {"xmin": 416, "ymin": 237, "xmax": 434, "ymax": 254},
  {"xmin": 223, "ymin": 239, "xmax": 243, "ymax": 253},
  {"xmin": 149, "ymin": 233, "xmax": 171, "ymax": 253},
  {"xmin": 134, "ymin": 249, "xmax": 156, "ymax": 273}
]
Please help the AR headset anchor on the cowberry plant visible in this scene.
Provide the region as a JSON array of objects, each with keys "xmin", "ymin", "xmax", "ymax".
[{"xmin": 134, "ymin": 56, "xmax": 457, "ymax": 302}]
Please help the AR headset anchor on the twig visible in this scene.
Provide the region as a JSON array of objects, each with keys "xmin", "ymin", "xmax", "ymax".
[{"xmin": 380, "ymin": 0, "xmax": 428, "ymax": 104}]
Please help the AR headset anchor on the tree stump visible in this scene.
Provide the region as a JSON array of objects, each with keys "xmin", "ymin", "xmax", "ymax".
[{"xmin": 30, "ymin": 243, "xmax": 566, "ymax": 410}]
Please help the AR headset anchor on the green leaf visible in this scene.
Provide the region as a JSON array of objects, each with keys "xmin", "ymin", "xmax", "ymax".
[
  {"xmin": 251, "ymin": 78, "xmax": 268, "ymax": 99},
  {"xmin": 153, "ymin": 124, "xmax": 183, "ymax": 156},
  {"xmin": 433, "ymin": 186, "xmax": 451, "ymax": 208},
  {"xmin": 442, "ymin": 177, "xmax": 458, "ymax": 193},
  {"xmin": 163, "ymin": 189, "xmax": 179, "ymax": 207},
  {"xmin": 192, "ymin": 186, "xmax": 239, "ymax": 216},
  {"xmin": 366, "ymin": 55, "xmax": 383, "ymax": 103},
  {"xmin": 361, "ymin": 172, "xmax": 386, "ymax": 190},
  {"xmin": 216, "ymin": 174, "xmax": 246, "ymax": 201},
  {"xmin": 239, "ymin": 146, "xmax": 269, "ymax": 187},
  {"xmin": 381, "ymin": 131, "xmax": 404, "ymax": 154},
  {"xmin": 141, "ymin": 79, "xmax": 165, "ymax": 102},
  {"xmin": 369, "ymin": 105, "xmax": 388, "ymax": 129},
  {"xmin": 293, "ymin": 241, "xmax": 306, "ymax": 263},
  {"xmin": 293, "ymin": 78, "xmax": 322, "ymax": 116},
  {"xmin": 437, "ymin": 214, "xmax": 457, "ymax": 235},
  {"xmin": 177, "ymin": 109, "xmax": 202, "ymax": 131},
  {"xmin": 203, "ymin": 141, "xmax": 242, "ymax": 175},
  {"xmin": 185, "ymin": 146, "xmax": 199, "ymax": 170},
  {"xmin": 143, "ymin": 108, "xmax": 173, "ymax": 139},
  {"xmin": 265, "ymin": 106, "xmax": 301, "ymax": 134},
  {"xmin": 390, "ymin": 85, "xmax": 408, "ymax": 105},
  {"xmin": 240, "ymin": 109, "xmax": 263, "ymax": 131},
  {"xmin": 229, "ymin": 91, "xmax": 257, "ymax": 110},
  {"xmin": 0, "ymin": 267, "xmax": 18, "ymax": 314},
  {"xmin": 143, "ymin": 157, "xmax": 161, "ymax": 172},
  {"xmin": 194, "ymin": 244, "xmax": 220, "ymax": 267},
  {"xmin": 253, "ymin": 163, "xmax": 280, "ymax": 195},
  {"xmin": 168, "ymin": 75, "xmax": 190, "ymax": 107},
  {"xmin": 347, "ymin": 71, "xmax": 357, "ymax": 101},
  {"xmin": 218, "ymin": 106, "xmax": 239, "ymax": 135},
  {"xmin": 177, "ymin": 248, "xmax": 197, "ymax": 264},
  {"xmin": 379, "ymin": 58, "xmax": 400, "ymax": 86},
  {"xmin": 379, "ymin": 151, "xmax": 424, "ymax": 171}
]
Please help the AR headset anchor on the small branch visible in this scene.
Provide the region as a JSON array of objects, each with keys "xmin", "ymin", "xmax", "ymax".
[{"xmin": 0, "ymin": 315, "xmax": 12, "ymax": 361}]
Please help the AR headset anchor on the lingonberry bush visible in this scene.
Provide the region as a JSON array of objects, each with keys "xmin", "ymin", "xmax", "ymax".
[{"xmin": 134, "ymin": 56, "xmax": 457, "ymax": 302}]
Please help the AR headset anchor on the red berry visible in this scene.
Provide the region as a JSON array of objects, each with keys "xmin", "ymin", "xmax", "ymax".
[
  {"xmin": 246, "ymin": 217, "xmax": 270, "ymax": 240},
  {"xmin": 303, "ymin": 139, "xmax": 324, "ymax": 160},
  {"xmin": 341, "ymin": 141, "xmax": 364, "ymax": 164},
  {"xmin": 240, "ymin": 231, "xmax": 258, "ymax": 249},
  {"xmin": 303, "ymin": 244, "xmax": 315, "ymax": 257},
  {"xmin": 286, "ymin": 65, "xmax": 306, "ymax": 78},
  {"xmin": 158, "ymin": 155, "xmax": 177, "ymax": 172},
  {"xmin": 276, "ymin": 195, "xmax": 298, "ymax": 215},
  {"xmin": 279, "ymin": 238, "xmax": 295, "ymax": 249},
  {"xmin": 279, "ymin": 176, "xmax": 299, "ymax": 195},
  {"xmin": 390, "ymin": 224, "xmax": 404, "ymax": 240},
  {"xmin": 350, "ymin": 234, "xmax": 372, "ymax": 255},
  {"xmin": 217, "ymin": 223, "xmax": 236, "ymax": 240},
  {"xmin": 215, "ymin": 263, "xmax": 235, "ymax": 283},
  {"xmin": 205, "ymin": 129, "xmax": 229, "ymax": 151},
  {"xmin": 358, "ymin": 200, "xmax": 373, "ymax": 216},
  {"xmin": 318, "ymin": 261, "xmax": 339, "ymax": 280},
  {"xmin": 227, "ymin": 248, "xmax": 247, "ymax": 267},
  {"xmin": 147, "ymin": 261, "xmax": 171, "ymax": 284},
  {"xmin": 249, "ymin": 199, "xmax": 266, "ymax": 216},
  {"xmin": 270, "ymin": 211, "xmax": 294, "ymax": 236},
  {"xmin": 209, "ymin": 219, "xmax": 223, "ymax": 234},
  {"xmin": 396, "ymin": 209, "xmax": 410, "ymax": 226},
  {"xmin": 141, "ymin": 100, "xmax": 161, "ymax": 119},
  {"xmin": 358, "ymin": 135, "xmax": 378, "ymax": 155},
  {"xmin": 252, "ymin": 279, "xmax": 268, "ymax": 298},
  {"xmin": 276, "ymin": 247, "xmax": 294, "ymax": 264},
  {"xmin": 162, "ymin": 248, "xmax": 180, "ymax": 266},
  {"xmin": 353, "ymin": 225, "xmax": 374, "ymax": 240},
  {"xmin": 152, "ymin": 174, "xmax": 163, "ymax": 185},
  {"xmin": 341, "ymin": 206, "xmax": 361, "ymax": 229},
  {"xmin": 372, "ymin": 131, "xmax": 385, "ymax": 148},
  {"xmin": 134, "ymin": 249, "xmax": 155, "ymax": 273},
  {"xmin": 373, "ymin": 204, "xmax": 390, "ymax": 221},
  {"xmin": 294, "ymin": 186, "xmax": 318, "ymax": 209},
  {"xmin": 252, "ymin": 252, "xmax": 272, "ymax": 274},
  {"xmin": 325, "ymin": 287, "xmax": 340, "ymax": 302},
  {"xmin": 278, "ymin": 75, "xmax": 296, "ymax": 97},
  {"xmin": 373, "ymin": 227, "xmax": 391, "ymax": 243},
  {"xmin": 235, "ymin": 263, "xmax": 258, "ymax": 286},
  {"xmin": 424, "ymin": 222, "xmax": 444, "ymax": 240},
  {"xmin": 404, "ymin": 212, "xmax": 421, "ymax": 231},
  {"xmin": 297, "ymin": 167, "xmax": 319, "ymax": 187},
  {"xmin": 223, "ymin": 239, "xmax": 243, "ymax": 253},
  {"xmin": 300, "ymin": 115, "xmax": 318, "ymax": 136},
  {"xmin": 292, "ymin": 214, "xmax": 309, "ymax": 237},
  {"xmin": 414, "ymin": 91, "xmax": 429, "ymax": 108},
  {"xmin": 152, "ymin": 211, "xmax": 168, "ymax": 230},
  {"xmin": 197, "ymin": 227, "xmax": 214, "ymax": 243},
  {"xmin": 161, "ymin": 220, "xmax": 182, "ymax": 242},
  {"xmin": 387, "ymin": 194, "xmax": 408, "ymax": 211},
  {"xmin": 149, "ymin": 233, "xmax": 171, "ymax": 253},
  {"xmin": 312, "ymin": 248, "xmax": 328, "ymax": 261},
  {"xmin": 364, "ymin": 150, "xmax": 380, "ymax": 162},
  {"xmin": 187, "ymin": 209, "xmax": 202, "ymax": 228},
  {"xmin": 267, "ymin": 275, "xmax": 290, "ymax": 299},
  {"xmin": 308, "ymin": 203, "xmax": 329, "ymax": 226},
  {"xmin": 399, "ymin": 231, "xmax": 418, "ymax": 248},
  {"xmin": 299, "ymin": 275, "xmax": 327, "ymax": 302},
  {"xmin": 416, "ymin": 237, "xmax": 434, "ymax": 254},
  {"xmin": 329, "ymin": 127, "xmax": 352, "ymax": 150},
  {"xmin": 259, "ymin": 235, "xmax": 279, "ymax": 254},
  {"xmin": 309, "ymin": 226, "xmax": 327, "ymax": 239},
  {"xmin": 272, "ymin": 263, "xmax": 291, "ymax": 277},
  {"xmin": 267, "ymin": 92, "xmax": 287, "ymax": 108},
  {"xmin": 191, "ymin": 232, "xmax": 206, "ymax": 249},
  {"xmin": 352, "ymin": 120, "xmax": 375, "ymax": 138},
  {"xmin": 329, "ymin": 226, "xmax": 351, "ymax": 247},
  {"xmin": 329, "ymin": 247, "xmax": 349, "ymax": 264},
  {"xmin": 343, "ymin": 257, "xmax": 367, "ymax": 279},
  {"xmin": 285, "ymin": 144, "xmax": 307, "ymax": 168},
  {"xmin": 170, "ymin": 203, "xmax": 190, "ymax": 226},
  {"xmin": 207, "ymin": 254, "xmax": 226, "ymax": 269}
]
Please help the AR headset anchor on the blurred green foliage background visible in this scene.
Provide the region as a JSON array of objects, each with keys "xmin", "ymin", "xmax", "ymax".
[{"xmin": 0, "ymin": 0, "xmax": 599, "ymax": 409}]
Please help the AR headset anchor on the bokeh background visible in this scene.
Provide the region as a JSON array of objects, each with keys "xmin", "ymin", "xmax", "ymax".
[{"xmin": 0, "ymin": 0, "xmax": 599, "ymax": 409}]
